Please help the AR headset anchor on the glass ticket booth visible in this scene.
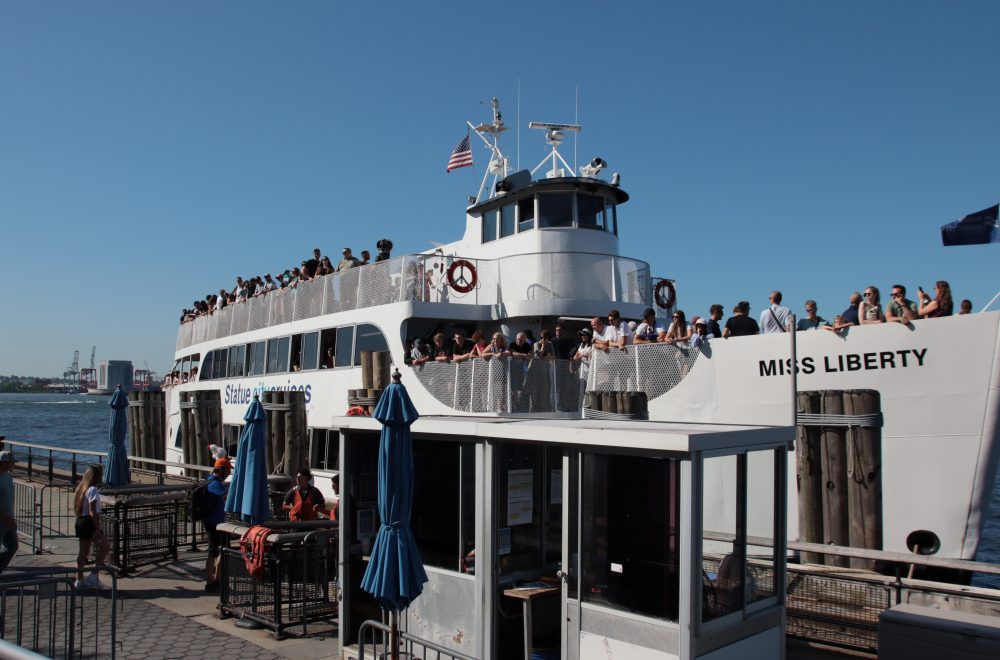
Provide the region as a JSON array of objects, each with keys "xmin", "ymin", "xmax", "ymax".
[{"xmin": 336, "ymin": 418, "xmax": 789, "ymax": 660}]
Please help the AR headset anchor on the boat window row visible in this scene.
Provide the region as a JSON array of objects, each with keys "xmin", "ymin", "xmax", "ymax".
[
  {"xmin": 176, "ymin": 323, "xmax": 389, "ymax": 381},
  {"xmin": 482, "ymin": 192, "xmax": 618, "ymax": 243}
]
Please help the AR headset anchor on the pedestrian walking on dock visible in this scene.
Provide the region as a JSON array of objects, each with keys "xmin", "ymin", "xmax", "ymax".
[
  {"xmin": 73, "ymin": 465, "xmax": 110, "ymax": 589},
  {"xmin": 0, "ymin": 450, "xmax": 19, "ymax": 574},
  {"xmin": 204, "ymin": 458, "xmax": 230, "ymax": 591}
]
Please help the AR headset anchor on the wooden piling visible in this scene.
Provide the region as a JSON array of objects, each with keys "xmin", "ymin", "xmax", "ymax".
[
  {"xmin": 361, "ymin": 351, "xmax": 374, "ymax": 390},
  {"xmin": 178, "ymin": 392, "xmax": 194, "ymax": 476},
  {"xmin": 796, "ymin": 391, "xmax": 824, "ymax": 564},
  {"xmin": 820, "ymin": 390, "xmax": 849, "ymax": 567},
  {"xmin": 373, "ymin": 351, "xmax": 391, "ymax": 391},
  {"xmin": 845, "ymin": 389, "xmax": 883, "ymax": 569}
]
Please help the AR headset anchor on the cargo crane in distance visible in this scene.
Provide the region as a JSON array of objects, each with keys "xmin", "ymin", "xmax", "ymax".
[
  {"xmin": 80, "ymin": 346, "xmax": 97, "ymax": 391},
  {"xmin": 63, "ymin": 350, "xmax": 80, "ymax": 390}
]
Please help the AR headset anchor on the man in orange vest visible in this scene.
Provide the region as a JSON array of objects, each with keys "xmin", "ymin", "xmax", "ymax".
[{"xmin": 281, "ymin": 467, "xmax": 325, "ymax": 521}]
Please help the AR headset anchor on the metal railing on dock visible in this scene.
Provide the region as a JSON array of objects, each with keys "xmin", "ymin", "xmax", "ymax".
[
  {"xmin": 0, "ymin": 566, "xmax": 118, "ymax": 660},
  {"xmin": 357, "ymin": 618, "xmax": 477, "ymax": 660}
]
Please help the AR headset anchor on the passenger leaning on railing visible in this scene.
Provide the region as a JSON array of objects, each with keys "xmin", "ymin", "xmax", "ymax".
[{"xmin": 73, "ymin": 465, "xmax": 110, "ymax": 590}]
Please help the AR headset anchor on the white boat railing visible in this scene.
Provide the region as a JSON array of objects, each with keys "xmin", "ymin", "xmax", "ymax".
[
  {"xmin": 409, "ymin": 342, "xmax": 700, "ymax": 415},
  {"xmin": 176, "ymin": 252, "xmax": 651, "ymax": 351}
]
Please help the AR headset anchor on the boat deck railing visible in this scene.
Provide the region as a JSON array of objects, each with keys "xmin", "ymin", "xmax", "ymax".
[
  {"xmin": 176, "ymin": 251, "xmax": 651, "ymax": 351},
  {"xmin": 411, "ymin": 341, "xmax": 700, "ymax": 415}
]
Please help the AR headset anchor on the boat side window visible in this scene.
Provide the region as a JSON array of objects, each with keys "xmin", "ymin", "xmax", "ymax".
[
  {"xmin": 290, "ymin": 335, "xmax": 303, "ymax": 372},
  {"xmin": 500, "ymin": 203, "xmax": 516, "ymax": 238},
  {"xmin": 300, "ymin": 332, "xmax": 319, "ymax": 371},
  {"xmin": 335, "ymin": 326, "xmax": 355, "ymax": 368},
  {"xmin": 517, "ymin": 196, "xmax": 535, "ymax": 232},
  {"xmin": 180, "ymin": 357, "xmax": 191, "ymax": 383},
  {"xmin": 266, "ymin": 336, "xmax": 290, "ymax": 374},
  {"xmin": 482, "ymin": 209, "xmax": 498, "ymax": 243},
  {"xmin": 249, "ymin": 341, "xmax": 266, "ymax": 376},
  {"xmin": 188, "ymin": 354, "xmax": 200, "ymax": 382},
  {"xmin": 577, "ymin": 194, "xmax": 606, "ymax": 230},
  {"xmin": 320, "ymin": 329, "xmax": 337, "ymax": 369},
  {"xmin": 606, "ymin": 200, "xmax": 618, "ymax": 236},
  {"xmin": 581, "ymin": 453, "xmax": 680, "ymax": 621},
  {"xmin": 200, "ymin": 352, "xmax": 214, "ymax": 381},
  {"xmin": 537, "ymin": 193, "xmax": 573, "ymax": 228},
  {"xmin": 213, "ymin": 348, "xmax": 229, "ymax": 380},
  {"xmin": 309, "ymin": 428, "xmax": 339, "ymax": 472},
  {"xmin": 227, "ymin": 344, "xmax": 247, "ymax": 378},
  {"xmin": 353, "ymin": 323, "xmax": 390, "ymax": 366}
]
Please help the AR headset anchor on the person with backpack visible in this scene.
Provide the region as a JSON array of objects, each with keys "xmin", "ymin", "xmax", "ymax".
[
  {"xmin": 202, "ymin": 458, "xmax": 230, "ymax": 590},
  {"xmin": 282, "ymin": 467, "xmax": 324, "ymax": 521}
]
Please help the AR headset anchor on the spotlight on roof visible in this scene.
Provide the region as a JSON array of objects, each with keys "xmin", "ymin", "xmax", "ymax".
[
  {"xmin": 611, "ymin": 172, "xmax": 620, "ymax": 187},
  {"xmin": 580, "ymin": 157, "xmax": 607, "ymax": 178}
]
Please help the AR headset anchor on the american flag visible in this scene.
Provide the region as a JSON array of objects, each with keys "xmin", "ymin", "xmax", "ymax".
[{"xmin": 446, "ymin": 135, "xmax": 473, "ymax": 173}]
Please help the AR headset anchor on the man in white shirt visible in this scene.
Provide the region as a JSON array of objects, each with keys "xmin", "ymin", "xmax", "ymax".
[
  {"xmin": 759, "ymin": 291, "xmax": 791, "ymax": 334},
  {"xmin": 607, "ymin": 310, "xmax": 633, "ymax": 348},
  {"xmin": 590, "ymin": 316, "xmax": 616, "ymax": 352}
]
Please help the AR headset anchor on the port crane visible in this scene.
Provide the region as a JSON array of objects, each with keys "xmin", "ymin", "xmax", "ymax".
[
  {"xmin": 80, "ymin": 346, "xmax": 97, "ymax": 391},
  {"xmin": 63, "ymin": 350, "xmax": 80, "ymax": 388}
]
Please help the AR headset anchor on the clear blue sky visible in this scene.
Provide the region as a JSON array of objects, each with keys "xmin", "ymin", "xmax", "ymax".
[{"xmin": 2, "ymin": 1, "xmax": 998, "ymax": 377}]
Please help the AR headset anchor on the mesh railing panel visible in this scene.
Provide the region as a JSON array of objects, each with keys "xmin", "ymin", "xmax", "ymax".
[
  {"xmin": 174, "ymin": 252, "xmax": 653, "ymax": 351},
  {"xmin": 232, "ymin": 298, "xmax": 252, "ymax": 334},
  {"xmin": 293, "ymin": 278, "xmax": 325, "ymax": 321},
  {"xmin": 101, "ymin": 498, "xmax": 182, "ymax": 574},
  {"xmin": 784, "ymin": 569, "xmax": 890, "ymax": 652},
  {"xmin": 413, "ymin": 358, "xmax": 587, "ymax": 414},
  {"xmin": 588, "ymin": 342, "xmax": 700, "ymax": 399}
]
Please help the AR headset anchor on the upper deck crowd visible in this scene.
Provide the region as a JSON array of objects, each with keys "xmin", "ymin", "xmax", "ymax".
[
  {"xmin": 402, "ymin": 280, "xmax": 970, "ymax": 367},
  {"xmin": 179, "ymin": 244, "xmax": 391, "ymax": 323}
]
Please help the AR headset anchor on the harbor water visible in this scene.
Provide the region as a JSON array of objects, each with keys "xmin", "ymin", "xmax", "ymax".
[{"xmin": 3, "ymin": 391, "xmax": 1000, "ymax": 587}]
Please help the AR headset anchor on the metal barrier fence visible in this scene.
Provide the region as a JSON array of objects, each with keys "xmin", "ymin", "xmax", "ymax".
[
  {"xmin": 0, "ymin": 566, "xmax": 118, "ymax": 659},
  {"xmin": 12, "ymin": 482, "xmax": 40, "ymax": 555},
  {"xmin": 99, "ymin": 488, "xmax": 190, "ymax": 576},
  {"xmin": 412, "ymin": 342, "xmax": 699, "ymax": 415},
  {"xmin": 357, "ymin": 618, "xmax": 478, "ymax": 660},
  {"xmin": 176, "ymin": 252, "xmax": 652, "ymax": 351},
  {"xmin": 218, "ymin": 528, "xmax": 338, "ymax": 639}
]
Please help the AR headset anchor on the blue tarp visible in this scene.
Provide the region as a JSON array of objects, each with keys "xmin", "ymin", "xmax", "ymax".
[
  {"xmin": 360, "ymin": 381, "xmax": 428, "ymax": 611},
  {"xmin": 224, "ymin": 397, "xmax": 272, "ymax": 524}
]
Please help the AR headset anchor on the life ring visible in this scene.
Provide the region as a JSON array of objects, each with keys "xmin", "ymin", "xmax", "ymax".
[
  {"xmin": 447, "ymin": 259, "xmax": 478, "ymax": 294},
  {"xmin": 654, "ymin": 280, "xmax": 676, "ymax": 309}
]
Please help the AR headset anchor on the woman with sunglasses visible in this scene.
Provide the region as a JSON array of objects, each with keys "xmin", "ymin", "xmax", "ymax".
[{"xmin": 859, "ymin": 286, "xmax": 886, "ymax": 324}]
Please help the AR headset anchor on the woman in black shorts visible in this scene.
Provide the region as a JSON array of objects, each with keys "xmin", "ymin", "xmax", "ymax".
[{"xmin": 74, "ymin": 465, "xmax": 111, "ymax": 589}]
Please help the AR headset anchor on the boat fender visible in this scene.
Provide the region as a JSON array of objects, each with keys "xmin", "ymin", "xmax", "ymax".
[
  {"xmin": 447, "ymin": 259, "xmax": 478, "ymax": 294},
  {"xmin": 654, "ymin": 280, "xmax": 676, "ymax": 309}
]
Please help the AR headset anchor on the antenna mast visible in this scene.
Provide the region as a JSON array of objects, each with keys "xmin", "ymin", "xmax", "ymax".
[{"xmin": 467, "ymin": 97, "xmax": 510, "ymax": 204}]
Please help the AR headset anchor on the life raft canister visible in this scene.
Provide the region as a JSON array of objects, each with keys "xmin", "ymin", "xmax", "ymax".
[
  {"xmin": 447, "ymin": 259, "xmax": 478, "ymax": 293},
  {"xmin": 654, "ymin": 279, "xmax": 676, "ymax": 309}
]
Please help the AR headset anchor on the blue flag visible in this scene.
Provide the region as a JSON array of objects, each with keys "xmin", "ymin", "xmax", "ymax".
[{"xmin": 941, "ymin": 203, "xmax": 999, "ymax": 246}]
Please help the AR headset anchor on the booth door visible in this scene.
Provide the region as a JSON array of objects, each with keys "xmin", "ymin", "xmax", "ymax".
[{"xmin": 562, "ymin": 452, "xmax": 682, "ymax": 660}]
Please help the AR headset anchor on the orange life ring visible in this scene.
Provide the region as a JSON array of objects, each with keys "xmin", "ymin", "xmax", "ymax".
[
  {"xmin": 654, "ymin": 280, "xmax": 676, "ymax": 309},
  {"xmin": 447, "ymin": 259, "xmax": 478, "ymax": 293}
]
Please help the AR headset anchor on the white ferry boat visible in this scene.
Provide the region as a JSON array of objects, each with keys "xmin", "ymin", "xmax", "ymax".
[{"xmin": 165, "ymin": 98, "xmax": 1000, "ymax": 574}]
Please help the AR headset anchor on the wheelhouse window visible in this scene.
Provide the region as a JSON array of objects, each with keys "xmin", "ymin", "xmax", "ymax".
[
  {"xmin": 335, "ymin": 326, "xmax": 355, "ymax": 368},
  {"xmin": 577, "ymin": 194, "xmax": 606, "ymax": 230},
  {"xmin": 483, "ymin": 209, "xmax": 498, "ymax": 243},
  {"xmin": 353, "ymin": 324, "xmax": 390, "ymax": 365},
  {"xmin": 249, "ymin": 341, "xmax": 266, "ymax": 376},
  {"xmin": 606, "ymin": 200, "xmax": 618, "ymax": 236},
  {"xmin": 537, "ymin": 193, "xmax": 573, "ymax": 228},
  {"xmin": 500, "ymin": 203, "xmax": 516, "ymax": 238},
  {"xmin": 517, "ymin": 196, "xmax": 535, "ymax": 232},
  {"xmin": 266, "ymin": 336, "xmax": 290, "ymax": 374}
]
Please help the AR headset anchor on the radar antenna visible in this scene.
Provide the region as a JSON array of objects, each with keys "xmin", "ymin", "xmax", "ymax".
[
  {"xmin": 528, "ymin": 121, "xmax": 581, "ymax": 179},
  {"xmin": 466, "ymin": 97, "xmax": 511, "ymax": 205}
]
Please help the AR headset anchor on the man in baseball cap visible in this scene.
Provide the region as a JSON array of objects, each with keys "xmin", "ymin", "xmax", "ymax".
[{"xmin": 0, "ymin": 450, "xmax": 18, "ymax": 573}]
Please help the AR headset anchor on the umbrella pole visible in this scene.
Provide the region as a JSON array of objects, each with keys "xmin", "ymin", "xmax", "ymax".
[{"xmin": 390, "ymin": 609, "xmax": 400, "ymax": 660}]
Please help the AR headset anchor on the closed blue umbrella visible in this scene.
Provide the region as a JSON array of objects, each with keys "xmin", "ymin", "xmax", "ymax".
[
  {"xmin": 225, "ymin": 396, "xmax": 271, "ymax": 524},
  {"xmin": 361, "ymin": 372, "xmax": 427, "ymax": 658},
  {"xmin": 105, "ymin": 385, "xmax": 130, "ymax": 488}
]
